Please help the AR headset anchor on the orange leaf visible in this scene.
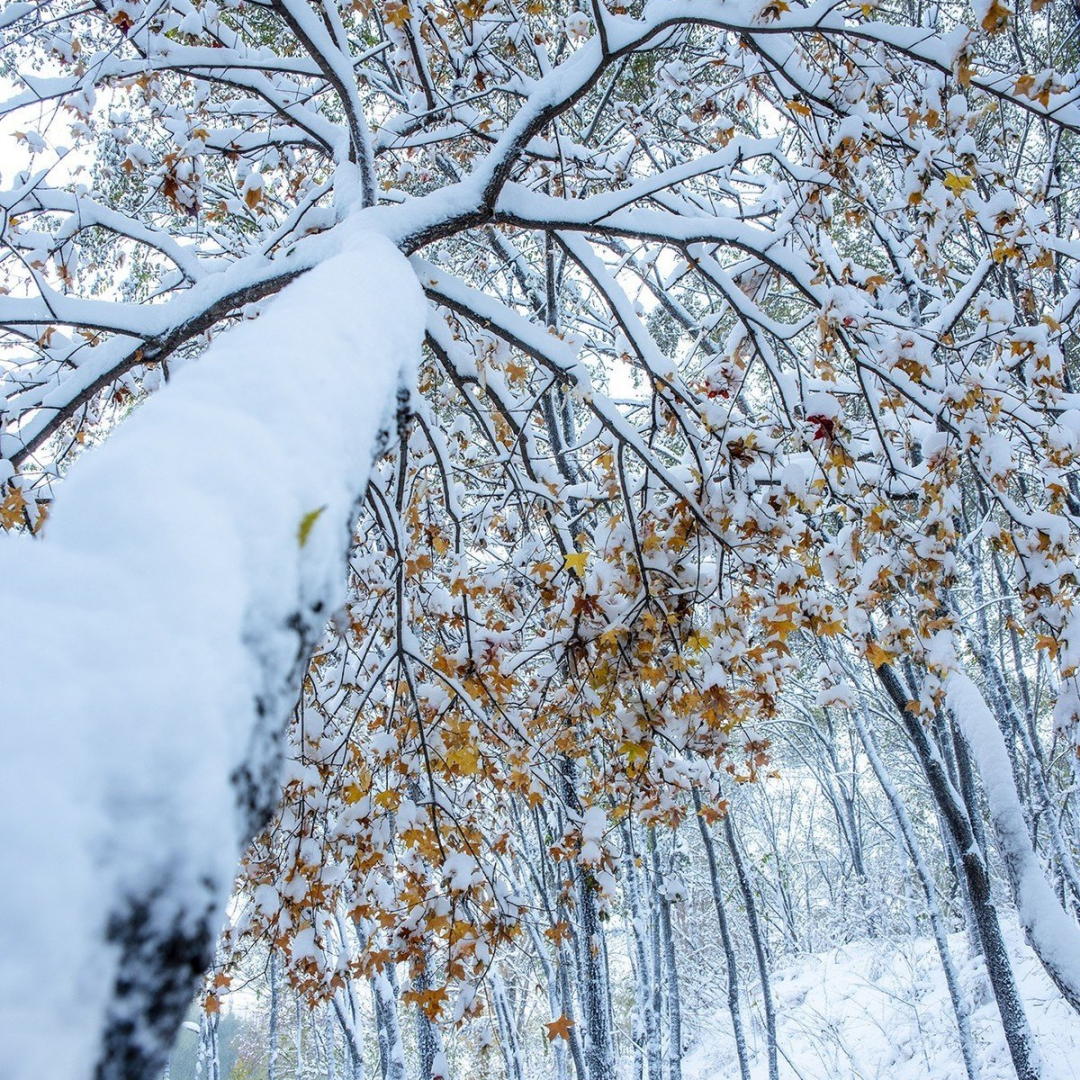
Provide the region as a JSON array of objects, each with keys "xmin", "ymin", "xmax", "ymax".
[
  {"xmin": 865, "ymin": 641, "xmax": 894, "ymax": 669},
  {"xmin": 981, "ymin": 0, "xmax": 1011, "ymax": 34},
  {"xmin": 546, "ymin": 1015, "xmax": 575, "ymax": 1042}
]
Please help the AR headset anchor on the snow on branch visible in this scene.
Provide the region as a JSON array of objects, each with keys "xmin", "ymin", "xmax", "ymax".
[{"xmin": 0, "ymin": 233, "xmax": 425, "ymax": 1080}]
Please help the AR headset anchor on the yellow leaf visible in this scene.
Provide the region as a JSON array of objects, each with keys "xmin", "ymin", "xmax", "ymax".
[
  {"xmin": 406, "ymin": 554, "xmax": 432, "ymax": 577},
  {"xmin": 944, "ymin": 172, "xmax": 974, "ymax": 195},
  {"xmin": 411, "ymin": 986, "xmax": 449, "ymax": 1020},
  {"xmin": 544, "ymin": 921, "xmax": 572, "ymax": 944},
  {"xmin": 385, "ymin": 1, "xmax": 410, "ymax": 27},
  {"xmin": 447, "ymin": 744, "xmax": 480, "ymax": 775},
  {"xmin": 766, "ymin": 617, "xmax": 799, "ymax": 642},
  {"xmin": 865, "ymin": 641, "xmax": 894, "ymax": 669},
  {"xmin": 0, "ymin": 486, "xmax": 27, "ymax": 530},
  {"xmin": 1035, "ymin": 635, "xmax": 1059, "ymax": 660},
  {"xmin": 786, "ymin": 100, "xmax": 812, "ymax": 117},
  {"xmin": 563, "ymin": 550, "xmax": 589, "ymax": 578},
  {"xmin": 1015, "ymin": 74, "xmax": 1036, "ymax": 98},
  {"xmin": 698, "ymin": 800, "xmax": 729, "ymax": 824},
  {"xmin": 297, "ymin": 505, "xmax": 326, "ymax": 548}
]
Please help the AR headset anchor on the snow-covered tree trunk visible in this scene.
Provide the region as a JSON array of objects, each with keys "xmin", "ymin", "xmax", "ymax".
[
  {"xmin": 326, "ymin": 1004, "xmax": 338, "ymax": 1080},
  {"xmin": 412, "ymin": 952, "xmax": 443, "ymax": 1080},
  {"xmin": 692, "ymin": 790, "xmax": 751, "ymax": 1080},
  {"xmin": 877, "ymin": 664, "xmax": 1041, "ymax": 1080},
  {"xmin": 371, "ymin": 967, "xmax": 406, "ymax": 1080},
  {"xmin": 948, "ymin": 673, "xmax": 1080, "ymax": 1015},
  {"xmin": 294, "ymin": 997, "xmax": 304, "ymax": 1080},
  {"xmin": 270, "ymin": 951, "xmax": 282, "ymax": 1080},
  {"xmin": 492, "ymin": 973, "xmax": 524, "ymax": 1080},
  {"xmin": 723, "ymin": 810, "xmax": 778, "ymax": 1080},
  {"xmin": 851, "ymin": 705, "xmax": 979, "ymax": 1080},
  {"xmin": 330, "ymin": 981, "xmax": 367, "ymax": 1080},
  {"xmin": 559, "ymin": 761, "xmax": 615, "ymax": 1080},
  {"xmin": 960, "ymin": 547, "xmax": 1080, "ymax": 907},
  {"xmin": 619, "ymin": 821, "xmax": 662, "ymax": 1080},
  {"xmin": 0, "ymin": 234, "xmax": 424, "ymax": 1080},
  {"xmin": 650, "ymin": 832, "xmax": 683, "ymax": 1080}
]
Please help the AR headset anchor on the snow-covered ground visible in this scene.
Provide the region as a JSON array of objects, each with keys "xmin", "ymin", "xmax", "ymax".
[{"xmin": 685, "ymin": 921, "xmax": 1080, "ymax": 1080}]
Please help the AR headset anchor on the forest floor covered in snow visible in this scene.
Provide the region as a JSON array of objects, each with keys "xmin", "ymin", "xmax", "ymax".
[{"xmin": 685, "ymin": 921, "xmax": 1080, "ymax": 1080}]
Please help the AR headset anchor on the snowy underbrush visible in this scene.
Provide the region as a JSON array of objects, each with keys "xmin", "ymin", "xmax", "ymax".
[{"xmin": 684, "ymin": 920, "xmax": 1080, "ymax": 1080}]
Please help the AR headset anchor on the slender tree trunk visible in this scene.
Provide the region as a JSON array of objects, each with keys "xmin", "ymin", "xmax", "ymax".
[
  {"xmin": 493, "ymin": 973, "xmax": 525, "ymax": 1080},
  {"xmin": 331, "ymin": 990, "xmax": 367, "ymax": 1080},
  {"xmin": 327, "ymin": 1004, "xmax": 338, "ymax": 1080},
  {"xmin": 559, "ymin": 759, "xmax": 615, "ymax": 1080},
  {"xmin": 374, "ymin": 968, "xmax": 406, "ymax": 1080},
  {"xmin": 209, "ymin": 1014, "xmax": 220, "ymax": 1080},
  {"xmin": 723, "ymin": 810, "xmax": 778, "ymax": 1080},
  {"xmin": 412, "ymin": 952, "xmax": 442, "ymax": 1080},
  {"xmin": 556, "ymin": 940, "xmax": 590, "ymax": 1080},
  {"xmin": 647, "ymin": 831, "xmax": 666, "ymax": 1079},
  {"xmin": 269, "ymin": 950, "xmax": 281, "ymax": 1080},
  {"xmin": 652, "ymin": 831, "xmax": 683, "ymax": 1080},
  {"xmin": 295, "ymin": 993, "xmax": 304, "ymax": 1080},
  {"xmin": 852, "ymin": 705, "xmax": 979, "ymax": 1080},
  {"xmin": 621, "ymin": 821, "xmax": 662, "ymax": 1080},
  {"xmin": 693, "ymin": 789, "xmax": 751, "ymax": 1080}
]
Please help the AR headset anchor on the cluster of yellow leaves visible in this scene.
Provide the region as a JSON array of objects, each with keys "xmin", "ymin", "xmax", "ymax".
[{"xmin": 1, "ymin": 484, "xmax": 47, "ymax": 534}]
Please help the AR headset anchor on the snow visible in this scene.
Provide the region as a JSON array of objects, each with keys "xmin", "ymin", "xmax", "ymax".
[
  {"xmin": 0, "ymin": 231, "xmax": 424, "ymax": 1080},
  {"xmin": 684, "ymin": 923, "xmax": 1080, "ymax": 1080}
]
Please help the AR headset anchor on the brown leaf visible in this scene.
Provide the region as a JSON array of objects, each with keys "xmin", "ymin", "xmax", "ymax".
[{"xmin": 546, "ymin": 1015, "xmax": 575, "ymax": 1042}]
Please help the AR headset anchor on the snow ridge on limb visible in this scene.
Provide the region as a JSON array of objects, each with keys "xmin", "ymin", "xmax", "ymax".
[
  {"xmin": 947, "ymin": 672, "xmax": 1080, "ymax": 1015},
  {"xmin": 0, "ymin": 232, "xmax": 425, "ymax": 1080}
]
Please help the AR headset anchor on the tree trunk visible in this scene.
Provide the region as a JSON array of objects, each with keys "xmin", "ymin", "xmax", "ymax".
[
  {"xmin": 723, "ymin": 810, "xmax": 778, "ymax": 1080},
  {"xmin": 852, "ymin": 705, "xmax": 979, "ymax": 1080},
  {"xmin": 693, "ymin": 789, "xmax": 751, "ymax": 1080},
  {"xmin": 877, "ymin": 664, "xmax": 1042, "ymax": 1080}
]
